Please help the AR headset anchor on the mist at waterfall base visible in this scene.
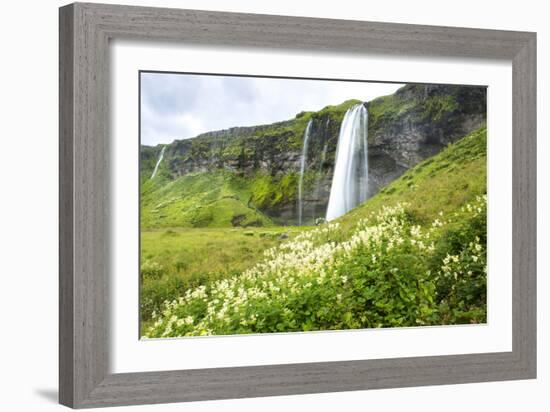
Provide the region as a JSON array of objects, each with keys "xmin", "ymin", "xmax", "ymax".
[{"xmin": 297, "ymin": 103, "xmax": 369, "ymax": 225}]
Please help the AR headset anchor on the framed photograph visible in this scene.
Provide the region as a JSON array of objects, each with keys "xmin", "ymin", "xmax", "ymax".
[{"xmin": 59, "ymin": 2, "xmax": 536, "ymax": 408}]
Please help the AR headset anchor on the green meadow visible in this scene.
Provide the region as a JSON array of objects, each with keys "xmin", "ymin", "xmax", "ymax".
[
  {"xmin": 141, "ymin": 127, "xmax": 487, "ymax": 336},
  {"xmin": 140, "ymin": 226, "xmax": 309, "ymax": 324}
]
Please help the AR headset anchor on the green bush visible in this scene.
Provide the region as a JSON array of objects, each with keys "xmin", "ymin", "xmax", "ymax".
[{"xmin": 144, "ymin": 196, "xmax": 487, "ymax": 338}]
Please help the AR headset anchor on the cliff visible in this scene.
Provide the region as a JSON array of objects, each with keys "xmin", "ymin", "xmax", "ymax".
[{"xmin": 141, "ymin": 84, "xmax": 486, "ymax": 227}]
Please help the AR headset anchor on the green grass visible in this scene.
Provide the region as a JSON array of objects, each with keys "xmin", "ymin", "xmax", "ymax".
[
  {"xmin": 142, "ymin": 168, "xmax": 312, "ymax": 228},
  {"xmin": 336, "ymin": 126, "xmax": 487, "ymax": 233},
  {"xmin": 141, "ymin": 126, "xmax": 487, "ymax": 333},
  {"xmin": 141, "ymin": 171, "xmax": 274, "ymax": 229},
  {"xmin": 140, "ymin": 226, "xmax": 309, "ymax": 323},
  {"xmin": 144, "ymin": 195, "xmax": 487, "ymax": 337}
]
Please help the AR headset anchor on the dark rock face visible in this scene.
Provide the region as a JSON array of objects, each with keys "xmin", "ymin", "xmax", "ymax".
[
  {"xmin": 292, "ymin": 84, "xmax": 486, "ymax": 224},
  {"xmin": 141, "ymin": 84, "xmax": 486, "ymax": 224},
  {"xmin": 165, "ymin": 120, "xmax": 304, "ymax": 178},
  {"xmin": 364, "ymin": 85, "xmax": 486, "ymax": 205}
]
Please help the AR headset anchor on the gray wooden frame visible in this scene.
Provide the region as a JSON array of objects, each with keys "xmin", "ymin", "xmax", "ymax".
[{"xmin": 59, "ymin": 2, "xmax": 536, "ymax": 408}]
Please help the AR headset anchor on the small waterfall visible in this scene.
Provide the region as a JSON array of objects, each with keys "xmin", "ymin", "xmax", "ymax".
[
  {"xmin": 150, "ymin": 146, "xmax": 166, "ymax": 179},
  {"xmin": 326, "ymin": 103, "xmax": 369, "ymax": 221},
  {"xmin": 298, "ymin": 120, "xmax": 313, "ymax": 225}
]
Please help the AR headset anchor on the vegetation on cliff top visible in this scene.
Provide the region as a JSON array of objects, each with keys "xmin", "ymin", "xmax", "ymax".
[
  {"xmin": 367, "ymin": 84, "xmax": 486, "ymax": 141},
  {"xmin": 140, "ymin": 99, "xmax": 360, "ymax": 179}
]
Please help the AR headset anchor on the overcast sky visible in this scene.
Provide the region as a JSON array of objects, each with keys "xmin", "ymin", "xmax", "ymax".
[{"xmin": 140, "ymin": 72, "xmax": 404, "ymax": 146}]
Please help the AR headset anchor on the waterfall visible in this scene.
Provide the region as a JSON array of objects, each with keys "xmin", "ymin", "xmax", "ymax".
[
  {"xmin": 150, "ymin": 146, "xmax": 166, "ymax": 179},
  {"xmin": 298, "ymin": 120, "xmax": 313, "ymax": 225},
  {"xmin": 326, "ymin": 103, "xmax": 369, "ymax": 221}
]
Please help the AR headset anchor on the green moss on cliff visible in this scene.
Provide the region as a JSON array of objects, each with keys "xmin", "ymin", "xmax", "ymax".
[
  {"xmin": 249, "ymin": 172, "xmax": 299, "ymax": 211},
  {"xmin": 422, "ymin": 94, "xmax": 459, "ymax": 121}
]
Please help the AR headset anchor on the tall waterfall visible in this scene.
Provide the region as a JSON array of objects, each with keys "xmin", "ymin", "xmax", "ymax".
[
  {"xmin": 150, "ymin": 146, "xmax": 166, "ymax": 179},
  {"xmin": 326, "ymin": 103, "xmax": 369, "ymax": 221},
  {"xmin": 297, "ymin": 120, "xmax": 313, "ymax": 225}
]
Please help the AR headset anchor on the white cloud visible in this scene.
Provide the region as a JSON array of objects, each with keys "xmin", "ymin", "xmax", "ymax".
[{"xmin": 140, "ymin": 72, "xmax": 404, "ymax": 146}]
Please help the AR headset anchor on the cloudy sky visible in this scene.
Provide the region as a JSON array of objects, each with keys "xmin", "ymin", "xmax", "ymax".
[{"xmin": 140, "ymin": 72, "xmax": 404, "ymax": 146}]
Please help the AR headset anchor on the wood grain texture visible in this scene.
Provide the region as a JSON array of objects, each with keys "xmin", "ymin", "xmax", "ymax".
[
  {"xmin": 512, "ymin": 35, "xmax": 537, "ymax": 374},
  {"xmin": 59, "ymin": 4, "xmax": 74, "ymax": 406},
  {"xmin": 59, "ymin": 2, "xmax": 537, "ymax": 408}
]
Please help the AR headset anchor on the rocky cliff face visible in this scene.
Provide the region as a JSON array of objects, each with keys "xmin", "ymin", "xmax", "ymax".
[
  {"xmin": 141, "ymin": 84, "xmax": 486, "ymax": 225},
  {"xmin": 365, "ymin": 84, "xmax": 486, "ymax": 207}
]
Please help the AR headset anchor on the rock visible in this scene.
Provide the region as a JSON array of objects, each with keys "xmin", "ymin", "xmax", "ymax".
[{"xmin": 141, "ymin": 85, "xmax": 486, "ymax": 225}]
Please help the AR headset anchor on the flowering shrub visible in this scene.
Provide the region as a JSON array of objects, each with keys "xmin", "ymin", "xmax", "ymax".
[
  {"xmin": 430, "ymin": 195, "xmax": 487, "ymax": 323},
  {"xmin": 144, "ymin": 195, "xmax": 487, "ymax": 338}
]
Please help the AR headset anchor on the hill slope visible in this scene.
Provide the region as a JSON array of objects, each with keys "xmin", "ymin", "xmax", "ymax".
[
  {"xmin": 337, "ymin": 126, "xmax": 487, "ymax": 231},
  {"xmin": 141, "ymin": 171, "xmax": 274, "ymax": 228},
  {"xmin": 144, "ymin": 126, "xmax": 487, "ymax": 337}
]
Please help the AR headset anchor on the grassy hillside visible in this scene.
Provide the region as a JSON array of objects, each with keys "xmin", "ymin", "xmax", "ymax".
[
  {"xmin": 141, "ymin": 171, "xmax": 275, "ymax": 228},
  {"xmin": 143, "ymin": 127, "xmax": 487, "ymax": 337},
  {"xmin": 338, "ymin": 126, "xmax": 487, "ymax": 233}
]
